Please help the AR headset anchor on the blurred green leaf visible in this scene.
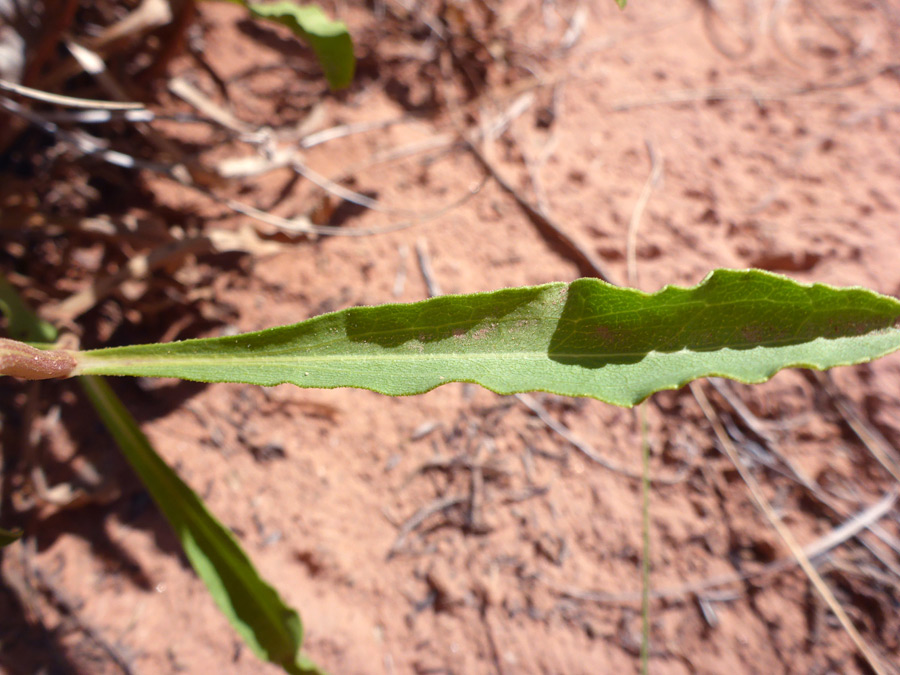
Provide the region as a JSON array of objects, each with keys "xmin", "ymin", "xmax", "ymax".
[
  {"xmin": 0, "ymin": 278, "xmax": 46, "ymax": 548},
  {"xmin": 213, "ymin": 1, "xmax": 355, "ymax": 89},
  {"xmin": 0, "ymin": 528, "xmax": 23, "ymax": 548},
  {"xmin": 0, "ymin": 275, "xmax": 57, "ymax": 343},
  {"xmin": 80, "ymin": 375, "xmax": 323, "ymax": 675},
  {"xmin": 74, "ymin": 269, "xmax": 900, "ymax": 407}
]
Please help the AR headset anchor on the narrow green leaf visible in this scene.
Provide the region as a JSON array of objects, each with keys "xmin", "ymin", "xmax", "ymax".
[
  {"xmin": 0, "ymin": 527, "xmax": 23, "ymax": 548},
  {"xmin": 73, "ymin": 270, "xmax": 900, "ymax": 407},
  {"xmin": 206, "ymin": 1, "xmax": 354, "ymax": 89},
  {"xmin": 247, "ymin": 2, "xmax": 354, "ymax": 90},
  {"xmin": 79, "ymin": 375, "xmax": 322, "ymax": 675},
  {"xmin": 0, "ymin": 275, "xmax": 57, "ymax": 343},
  {"xmin": 0, "ymin": 278, "xmax": 47, "ymax": 546}
]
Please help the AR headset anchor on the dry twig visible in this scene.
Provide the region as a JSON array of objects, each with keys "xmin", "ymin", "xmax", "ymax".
[
  {"xmin": 41, "ymin": 236, "xmax": 211, "ymax": 323},
  {"xmin": 415, "ymin": 238, "xmax": 443, "ymax": 297},
  {"xmin": 691, "ymin": 382, "xmax": 890, "ymax": 675},
  {"xmin": 625, "ymin": 141, "xmax": 663, "ymax": 288},
  {"xmin": 462, "ymin": 135, "xmax": 616, "ymax": 283},
  {"xmin": 388, "ymin": 494, "xmax": 468, "ymax": 558},
  {"xmin": 393, "ymin": 244, "xmax": 410, "ymax": 297},
  {"xmin": 516, "ymin": 393, "xmax": 686, "ymax": 485},
  {"xmin": 708, "ymin": 378, "xmax": 900, "ymax": 569},
  {"xmin": 558, "ymin": 487, "xmax": 897, "ymax": 605},
  {"xmin": 817, "ymin": 371, "xmax": 900, "ymax": 484},
  {"xmin": 0, "ymin": 78, "xmax": 144, "ymax": 109},
  {"xmin": 698, "ymin": 0, "xmax": 755, "ymax": 60},
  {"xmin": 22, "ymin": 539, "xmax": 137, "ymax": 675}
]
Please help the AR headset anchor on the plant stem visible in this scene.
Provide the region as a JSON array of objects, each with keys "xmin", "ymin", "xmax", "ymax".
[
  {"xmin": 639, "ymin": 403, "xmax": 651, "ymax": 675},
  {"xmin": 0, "ymin": 338, "xmax": 77, "ymax": 379}
]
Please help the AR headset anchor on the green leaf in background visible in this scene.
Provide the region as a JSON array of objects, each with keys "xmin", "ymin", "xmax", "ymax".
[
  {"xmin": 80, "ymin": 375, "xmax": 322, "ymax": 675},
  {"xmin": 72, "ymin": 270, "xmax": 900, "ymax": 407},
  {"xmin": 0, "ymin": 277, "xmax": 45, "ymax": 549},
  {"xmin": 215, "ymin": 1, "xmax": 354, "ymax": 89},
  {"xmin": 249, "ymin": 3, "xmax": 354, "ymax": 89},
  {"xmin": 0, "ymin": 275, "xmax": 57, "ymax": 343},
  {"xmin": 0, "ymin": 527, "xmax": 23, "ymax": 548}
]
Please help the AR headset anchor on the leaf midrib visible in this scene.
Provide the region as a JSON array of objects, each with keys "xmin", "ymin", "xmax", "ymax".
[{"xmin": 80, "ymin": 332, "xmax": 898, "ymax": 371}]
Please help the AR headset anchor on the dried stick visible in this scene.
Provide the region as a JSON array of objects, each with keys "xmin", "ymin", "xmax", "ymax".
[
  {"xmin": 388, "ymin": 495, "xmax": 467, "ymax": 558},
  {"xmin": 0, "ymin": 78, "xmax": 144, "ymax": 110},
  {"xmin": 462, "ymin": 136, "xmax": 616, "ymax": 284},
  {"xmin": 41, "ymin": 236, "xmax": 212, "ymax": 322},
  {"xmin": 691, "ymin": 382, "xmax": 889, "ymax": 675},
  {"xmin": 698, "ymin": 0, "xmax": 755, "ymax": 61},
  {"xmin": 167, "ymin": 75, "xmax": 255, "ymax": 134},
  {"xmin": 709, "ymin": 378, "xmax": 900, "ymax": 567},
  {"xmin": 817, "ymin": 371, "xmax": 900, "ymax": 484},
  {"xmin": 2, "ymin": 93, "xmax": 486, "ymax": 238},
  {"xmin": 415, "ymin": 239, "xmax": 443, "ymax": 297},
  {"xmin": 23, "ymin": 540, "xmax": 137, "ymax": 675},
  {"xmin": 515, "ymin": 393, "xmax": 686, "ymax": 485},
  {"xmin": 558, "ymin": 488, "xmax": 898, "ymax": 605},
  {"xmin": 393, "ymin": 244, "xmax": 409, "ymax": 297},
  {"xmin": 443, "ymin": 87, "xmax": 616, "ymax": 283},
  {"xmin": 625, "ymin": 141, "xmax": 663, "ymax": 288}
]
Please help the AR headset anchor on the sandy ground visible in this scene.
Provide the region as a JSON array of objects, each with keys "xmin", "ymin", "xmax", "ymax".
[{"xmin": 2, "ymin": 1, "xmax": 900, "ymax": 673}]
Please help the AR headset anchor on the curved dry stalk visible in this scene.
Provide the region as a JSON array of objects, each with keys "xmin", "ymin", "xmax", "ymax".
[
  {"xmin": 556, "ymin": 489, "xmax": 899, "ymax": 604},
  {"xmin": 626, "ymin": 141, "xmax": 663, "ymax": 288},
  {"xmin": 691, "ymin": 382, "xmax": 890, "ymax": 675},
  {"xmin": 217, "ymin": 176, "xmax": 486, "ymax": 237},
  {"xmin": 0, "ymin": 78, "xmax": 145, "ymax": 110}
]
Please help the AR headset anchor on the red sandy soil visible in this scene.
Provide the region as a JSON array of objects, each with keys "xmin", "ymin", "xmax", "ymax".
[{"xmin": 2, "ymin": 1, "xmax": 900, "ymax": 674}]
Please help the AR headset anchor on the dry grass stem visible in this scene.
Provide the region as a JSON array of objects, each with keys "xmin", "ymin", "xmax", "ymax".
[{"xmin": 691, "ymin": 382, "xmax": 890, "ymax": 675}]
